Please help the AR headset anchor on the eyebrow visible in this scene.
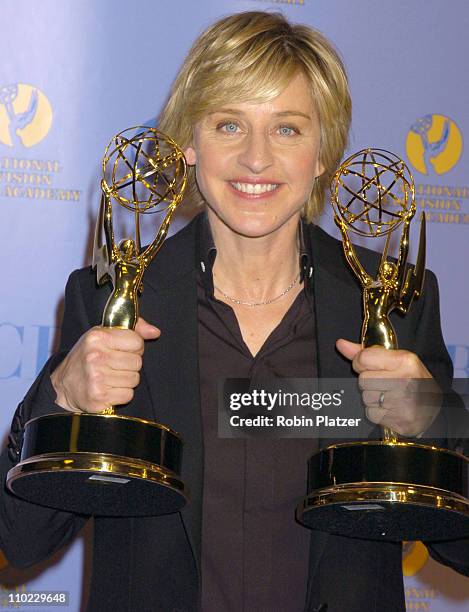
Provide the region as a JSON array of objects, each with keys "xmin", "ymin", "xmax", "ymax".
[{"xmin": 207, "ymin": 108, "xmax": 312, "ymax": 120}]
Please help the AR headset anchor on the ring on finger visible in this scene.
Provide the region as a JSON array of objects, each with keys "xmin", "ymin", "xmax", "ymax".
[{"xmin": 378, "ymin": 392, "xmax": 385, "ymax": 408}]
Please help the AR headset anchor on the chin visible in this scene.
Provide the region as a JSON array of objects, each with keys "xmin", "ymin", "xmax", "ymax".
[
  {"xmin": 205, "ymin": 185, "xmax": 304, "ymax": 239},
  {"xmin": 218, "ymin": 209, "xmax": 298, "ymax": 239}
]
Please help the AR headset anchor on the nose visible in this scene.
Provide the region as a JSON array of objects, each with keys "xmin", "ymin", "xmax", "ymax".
[{"xmin": 237, "ymin": 130, "xmax": 274, "ymax": 174}]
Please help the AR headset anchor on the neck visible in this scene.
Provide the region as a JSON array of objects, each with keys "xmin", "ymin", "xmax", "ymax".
[{"xmin": 208, "ymin": 210, "xmax": 301, "ymax": 303}]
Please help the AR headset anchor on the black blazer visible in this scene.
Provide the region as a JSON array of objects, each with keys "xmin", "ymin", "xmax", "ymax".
[{"xmin": 1, "ymin": 214, "xmax": 468, "ymax": 611}]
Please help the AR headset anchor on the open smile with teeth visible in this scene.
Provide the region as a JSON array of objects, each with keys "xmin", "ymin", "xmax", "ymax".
[{"xmin": 230, "ymin": 182, "xmax": 280, "ymax": 195}]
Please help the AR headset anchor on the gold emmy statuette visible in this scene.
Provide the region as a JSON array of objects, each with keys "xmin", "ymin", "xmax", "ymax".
[
  {"xmin": 7, "ymin": 127, "xmax": 189, "ymax": 516},
  {"xmin": 297, "ymin": 149, "xmax": 469, "ymax": 540}
]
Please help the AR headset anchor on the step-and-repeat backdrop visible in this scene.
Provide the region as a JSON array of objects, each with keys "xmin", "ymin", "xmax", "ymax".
[{"xmin": 1, "ymin": 1, "xmax": 467, "ymax": 610}]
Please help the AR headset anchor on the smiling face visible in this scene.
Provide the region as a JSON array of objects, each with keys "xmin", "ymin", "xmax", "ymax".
[{"xmin": 184, "ymin": 72, "xmax": 324, "ymax": 239}]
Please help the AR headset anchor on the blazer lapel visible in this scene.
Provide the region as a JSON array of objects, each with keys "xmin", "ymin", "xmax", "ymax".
[
  {"xmin": 305, "ymin": 224, "xmax": 365, "ymax": 609},
  {"xmin": 137, "ymin": 217, "xmax": 205, "ymax": 572},
  {"xmin": 310, "ymin": 224, "xmax": 363, "ymax": 378}
]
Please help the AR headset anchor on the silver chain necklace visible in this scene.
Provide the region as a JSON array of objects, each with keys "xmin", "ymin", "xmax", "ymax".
[{"xmin": 214, "ymin": 272, "xmax": 301, "ymax": 307}]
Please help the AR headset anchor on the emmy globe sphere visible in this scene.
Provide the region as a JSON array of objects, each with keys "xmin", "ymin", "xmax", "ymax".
[
  {"xmin": 331, "ymin": 148, "xmax": 415, "ymax": 237},
  {"xmin": 102, "ymin": 126, "xmax": 187, "ymax": 215}
]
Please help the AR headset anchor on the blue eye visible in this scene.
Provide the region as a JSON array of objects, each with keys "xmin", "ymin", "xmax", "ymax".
[
  {"xmin": 221, "ymin": 122, "xmax": 239, "ymax": 133},
  {"xmin": 278, "ymin": 126, "xmax": 296, "ymax": 136}
]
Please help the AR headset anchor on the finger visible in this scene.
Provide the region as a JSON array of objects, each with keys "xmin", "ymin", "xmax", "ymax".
[
  {"xmin": 365, "ymin": 405, "xmax": 392, "ymax": 427},
  {"xmin": 105, "ymin": 350, "xmax": 143, "ymax": 373},
  {"xmin": 358, "ymin": 376, "xmax": 409, "ymax": 392},
  {"xmin": 361, "ymin": 390, "xmax": 385, "ymax": 407},
  {"xmin": 98, "ymin": 370, "xmax": 141, "ymax": 389},
  {"xmin": 105, "ymin": 386, "xmax": 135, "ymax": 406},
  {"xmin": 364, "ymin": 395, "xmax": 425, "ymax": 434},
  {"xmin": 336, "ymin": 338, "xmax": 362, "ymax": 361},
  {"xmin": 365, "ymin": 405, "xmax": 417, "ymax": 436},
  {"xmin": 87, "ymin": 386, "xmax": 135, "ymax": 409},
  {"xmin": 362, "ymin": 387, "xmax": 405, "ymax": 407},
  {"xmin": 352, "ymin": 346, "xmax": 408, "ymax": 374},
  {"xmin": 101, "ymin": 328, "xmax": 145, "ymax": 354},
  {"xmin": 135, "ymin": 317, "xmax": 161, "ymax": 340},
  {"xmin": 83, "ymin": 327, "xmax": 144, "ymax": 354}
]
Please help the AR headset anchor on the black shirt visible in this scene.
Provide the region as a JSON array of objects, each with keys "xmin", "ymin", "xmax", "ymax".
[{"xmin": 197, "ymin": 215, "xmax": 320, "ymax": 611}]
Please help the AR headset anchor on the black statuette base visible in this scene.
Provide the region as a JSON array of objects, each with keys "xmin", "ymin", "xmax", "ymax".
[
  {"xmin": 7, "ymin": 413, "xmax": 188, "ymax": 517},
  {"xmin": 297, "ymin": 441, "xmax": 469, "ymax": 541}
]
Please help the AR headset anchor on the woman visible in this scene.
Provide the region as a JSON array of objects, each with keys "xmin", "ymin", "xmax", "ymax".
[{"xmin": 1, "ymin": 11, "xmax": 467, "ymax": 612}]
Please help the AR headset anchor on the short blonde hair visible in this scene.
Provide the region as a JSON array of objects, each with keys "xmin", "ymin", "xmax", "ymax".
[{"xmin": 159, "ymin": 11, "xmax": 351, "ymax": 221}]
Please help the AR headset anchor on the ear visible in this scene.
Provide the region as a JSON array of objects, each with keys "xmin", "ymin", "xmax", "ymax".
[
  {"xmin": 184, "ymin": 145, "xmax": 197, "ymax": 166},
  {"xmin": 315, "ymin": 158, "xmax": 325, "ymax": 179}
]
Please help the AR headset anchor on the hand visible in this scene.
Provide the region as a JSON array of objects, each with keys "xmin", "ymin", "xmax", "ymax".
[
  {"xmin": 50, "ymin": 317, "xmax": 160, "ymax": 414},
  {"xmin": 336, "ymin": 339, "xmax": 442, "ymax": 437}
]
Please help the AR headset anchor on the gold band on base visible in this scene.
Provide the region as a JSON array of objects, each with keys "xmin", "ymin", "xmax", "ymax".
[
  {"xmin": 7, "ymin": 451, "xmax": 187, "ymax": 495},
  {"xmin": 299, "ymin": 482, "xmax": 469, "ymax": 515}
]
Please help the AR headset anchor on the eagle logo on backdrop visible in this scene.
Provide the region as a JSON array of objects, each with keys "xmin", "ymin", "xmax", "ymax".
[
  {"xmin": 0, "ymin": 83, "xmax": 52, "ymax": 148},
  {"xmin": 406, "ymin": 114, "xmax": 462, "ymax": 175}
]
